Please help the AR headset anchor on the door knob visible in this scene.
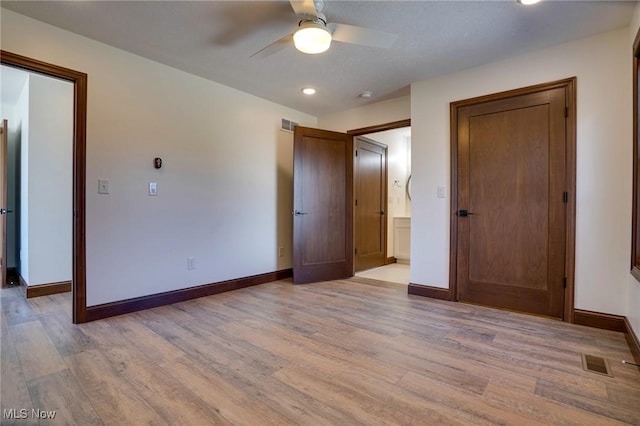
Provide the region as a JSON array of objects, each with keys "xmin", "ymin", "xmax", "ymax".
[
  {"xmin": 0, "ymin": 209, "xmax": 12, "ymax": 215},
  {"xmin": 457, "ymin": 209, "xmax": 475, "ymax": 217},
  {"xmin": 293, "ymin": 210, "xmax": 308, "ymax": 216}
]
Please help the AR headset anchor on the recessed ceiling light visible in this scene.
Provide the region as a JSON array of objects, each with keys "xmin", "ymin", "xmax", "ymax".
[
  {"xmin": 302, "ymin": 87, "xmax": 316, "ymax": 95},
  {"xmin": 359, "ymin": 91, "xmax": 373, "ymax": 98},
  {"xmin": 517, "ymin": 0, "xmax": 542, "ymax": 5}
]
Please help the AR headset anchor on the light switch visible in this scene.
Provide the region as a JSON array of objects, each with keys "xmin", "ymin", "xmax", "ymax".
[
  {"xmin": 98, "ymin": 179, "xmax": 109, "ymax": 194},
  {"xmin": 149, "ymin": 182, "xmax": 158, "ymax": 196},
  {"xmin": 437, "ymin": 185, "xmax": 446, "ymax": 199}
]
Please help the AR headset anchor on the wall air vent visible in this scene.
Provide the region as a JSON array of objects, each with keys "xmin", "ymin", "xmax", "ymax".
[{"xmin": 281, "ymin": 118, "xmax": 298, "ymax": 133}]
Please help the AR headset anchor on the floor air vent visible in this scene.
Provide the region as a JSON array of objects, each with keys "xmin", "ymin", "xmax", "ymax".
[{"xmin": 581, "ymin": 354, "xmax": 613, "ymax": 377}]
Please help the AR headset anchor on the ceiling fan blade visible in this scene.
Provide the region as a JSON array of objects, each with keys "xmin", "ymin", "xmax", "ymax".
[
  {"xmin": 290, "ymin": 0, "xmax": 318, "ymax": 19},
  {"xmin": 250, "ymin": 34, "xmax": 293, "ymax": 58},
  {"xmin": 327, "ymin": 23, "xmax": 398, "ymax": 49}
]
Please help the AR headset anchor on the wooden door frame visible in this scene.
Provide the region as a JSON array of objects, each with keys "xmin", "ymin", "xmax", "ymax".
[
  {"xmin": 1, "ymin": 50, "xmax": 88, "ymax": 324},
  {"xmin": 449, "ymin": 78, "xmax": 576, "ymax": 322},
  {"xmin": 348, "ymin": 119, "xmax": 411, "ymax": 274}
]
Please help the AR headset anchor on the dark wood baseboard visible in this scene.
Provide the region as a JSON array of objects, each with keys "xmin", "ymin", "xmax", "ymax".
[
  {"xmin": 573, "ymin": 309, "xmax": 626, "ymax": 333},
  {"xmin": 624, "ymin": 317, "xmax": 640, "ymax": 365},
  {"xmin": 86, "ymin": 268, "xmax": 293, "ymax": 322},
  {"xmin": 384, "ymin": 257, "xmax": 396, "ymax": 265},
  {"xmin": 18, "ymin": 274, "xmax": 27, "ymax": 295},
  {"xmin": 25, "ymin": 280, "xmax": 72, "ymax": 298},
  {"xmin": 408, "ymin": 283, "xmax": 452, "ymax": 301},
  {"xmin": 573, "ymin": 309, "xmax": 640, "ymax": 367}
]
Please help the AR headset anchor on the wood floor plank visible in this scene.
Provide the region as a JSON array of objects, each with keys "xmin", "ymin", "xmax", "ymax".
[
  {"xmin": 107, "ymin": 315, "xmax": 186, "ymax": 364},
  {"xmin": 64, "ymin": 349, "xmax": 168, "ymax": 426},
  {"xmin": 441, "ymin": 328, "xmax": 611, "ymax": 399},
  {"xmin": 228, "ymin": 317, "xmax": 408, "ymax": 385},
  {"xmin": 272, "ymin": 365, "xmax": 441, "ymax": 425},
  {"xmin": 38, "ymin": 311, "xmax": 97, "ymax": 357},
  {"xmin": 202, "ymin": 356, "xmax": 355, "ymax": 426},
  {"xmin": 483, "ymin": 382, "xmax": 629, "ymax": 426},
  {"xmin": 218, "ymin": 320, "xmax": 351, "ymax": 378},
  {"xmin": 9, "ymin": 321, "xmax": 67, "ymax": 382},
  {"xmin": 535, "ymin": 378, "xmax": 640, "ymax": 424},
  {"xmin": 312, "ymin": 327, "xmax": 490, "ymax": 395},
  {"xmin": 394, "ymin": 332, "xmax": 538, "ymax": 394},
  {"xmin": 397, "ymin": 370, "xmax": 547, "ymax": 425},
  {"xmin": 102, "ymin": 346, "xmax": 233, "ymax": 425},
  {"xmin": 606, "ymin": 381, "xmax": 640, "ymax": 409},
  {"xmin": 159, "ymin": 355, "xmax": 294, "ymax": 426},
  {"xmin": 0, "ymin": 313, "xmax": 36, "ymax": 425},
  {"xmin": 1, "ymin": 288, "xmax": 38, "ymax": 326},
  {"xmin": 27, "ymin": 369, "xmax": 103, "ymax": 425},
  {"xmin": 2, "ymin": 278, "xmax": 639, "ymax": 425}
]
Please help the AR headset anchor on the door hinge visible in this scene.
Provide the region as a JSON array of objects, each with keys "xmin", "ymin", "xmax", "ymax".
[
  {"xmin": 563, "ymin": 277, "xmax": 567, "ymax": 288},
  {"xmin": 355, "ymin": 199, "xmax": 358, "ymax": 206},
  {"xmin": 563, "ymin": 191, "xmax": 568, "ymax": 203},
  {"xmin": 564, "ymin": 107, "xmax": 569, "ymax": 118},
  {"xmin": 355, "ymin": 248, "xmax": 358, "ymax": 255},
  {"xmin": 355, "ymin": 150, "xmax": 358, "ymax": 157}
]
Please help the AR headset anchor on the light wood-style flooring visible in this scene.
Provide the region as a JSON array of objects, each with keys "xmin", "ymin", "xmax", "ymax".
[{"xmin": 1, "ymin": 277, "xmax": 639, "ymax": 425}]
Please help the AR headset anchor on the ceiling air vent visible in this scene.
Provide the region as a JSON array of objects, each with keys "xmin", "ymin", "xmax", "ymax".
[{"xmin": 281, "ymin": 118, "xmax": 298, "ymax": 133}]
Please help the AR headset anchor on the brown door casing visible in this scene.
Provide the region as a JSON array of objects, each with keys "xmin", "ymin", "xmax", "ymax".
[
  {"xmin": 354, "ymin": 136, "xmax": 387, "ymax": 272},
  {"xmin": 1, "ymin": 51, "xmax": 88, "ymax": 323},
  {"xmin": 451, "ymin": 78, "xmax": 576, "ymax": 320},
  {"xmin": 293, "ymin": 126, "xmax": 354, "ymax": 284}
]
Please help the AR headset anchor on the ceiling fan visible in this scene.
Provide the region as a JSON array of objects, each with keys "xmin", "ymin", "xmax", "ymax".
[{"xmin": 251, "ymin": 0, "xmax": 398, "ymax": 58}]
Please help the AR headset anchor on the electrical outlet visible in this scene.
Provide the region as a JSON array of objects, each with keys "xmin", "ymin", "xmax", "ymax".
[
  {"xmin": 187, "ymin": 257, "xmax": 195, "ymax": 270},
  {"xmin": 279, "ymin": 247, "xmax": 285, "ymax": 258},
  {"xmin": 437, "ymin": 185, "xmax": 446, "ymax": 199}
]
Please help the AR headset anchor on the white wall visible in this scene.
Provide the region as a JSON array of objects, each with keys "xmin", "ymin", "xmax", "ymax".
[
  {"xmin": 25, "ymin": 73, "xmax": 73, "ymax": 286},
  {"xmin": 318, "ymin": 96, "xmax": 410, "ymax": 133},
  {"xmin": 320, "ymin": 27, "xmax": 633, "ymax": 319},
  {"xmin": 627, "ymin": 3, "xmax": 640, "ymax": 342},
  {"xmin": 16, "ymin": 77, "xmax": 29, "ymax": 284},
  {"xmin": 1, "ymin": 9, "xmax": 316, "ymax": 305}
]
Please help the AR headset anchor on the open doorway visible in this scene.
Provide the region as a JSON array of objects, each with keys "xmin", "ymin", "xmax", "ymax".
[
  {"xmin": 0, "ymin": 64, "xmax": 74, "ymax": 297},
  {"xmin": 350, "ymin": 121, "xmax": 411, "ymax": 285},
  {"xmin": 1, "ymin": 51, "xmax": 87, "ymax": 324}
]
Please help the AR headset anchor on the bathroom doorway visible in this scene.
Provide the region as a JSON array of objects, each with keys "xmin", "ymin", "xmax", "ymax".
[{"xmin": 349, "ymin": 120, "xmax": 411, "ymax": 285}]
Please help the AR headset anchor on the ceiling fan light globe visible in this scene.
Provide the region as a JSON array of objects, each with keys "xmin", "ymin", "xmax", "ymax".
[{"xmin": 294, "ymin": 24, "xmax": 332, "ymax": 54}]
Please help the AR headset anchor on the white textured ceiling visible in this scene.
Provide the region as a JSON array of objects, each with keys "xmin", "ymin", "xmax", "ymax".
[{"xmin": 1, "ymin": 1, "xmax": 635, "ymax": 116}]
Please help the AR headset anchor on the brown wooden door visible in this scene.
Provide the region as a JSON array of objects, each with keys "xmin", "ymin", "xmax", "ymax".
[
  {"xmin": 455, "ymin": 87, "xmax": 567, "ymax": 318},
  {"xmin": 293, "ymin": 126, "xmax": 353, "ymax": 284},
  {"xmin": 0, "ymin": 120, "xmax": 7, "ymax": 287},
  {"xmin": 354, "ymin": 137, "xmax": 387, "ymax": 272}
]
